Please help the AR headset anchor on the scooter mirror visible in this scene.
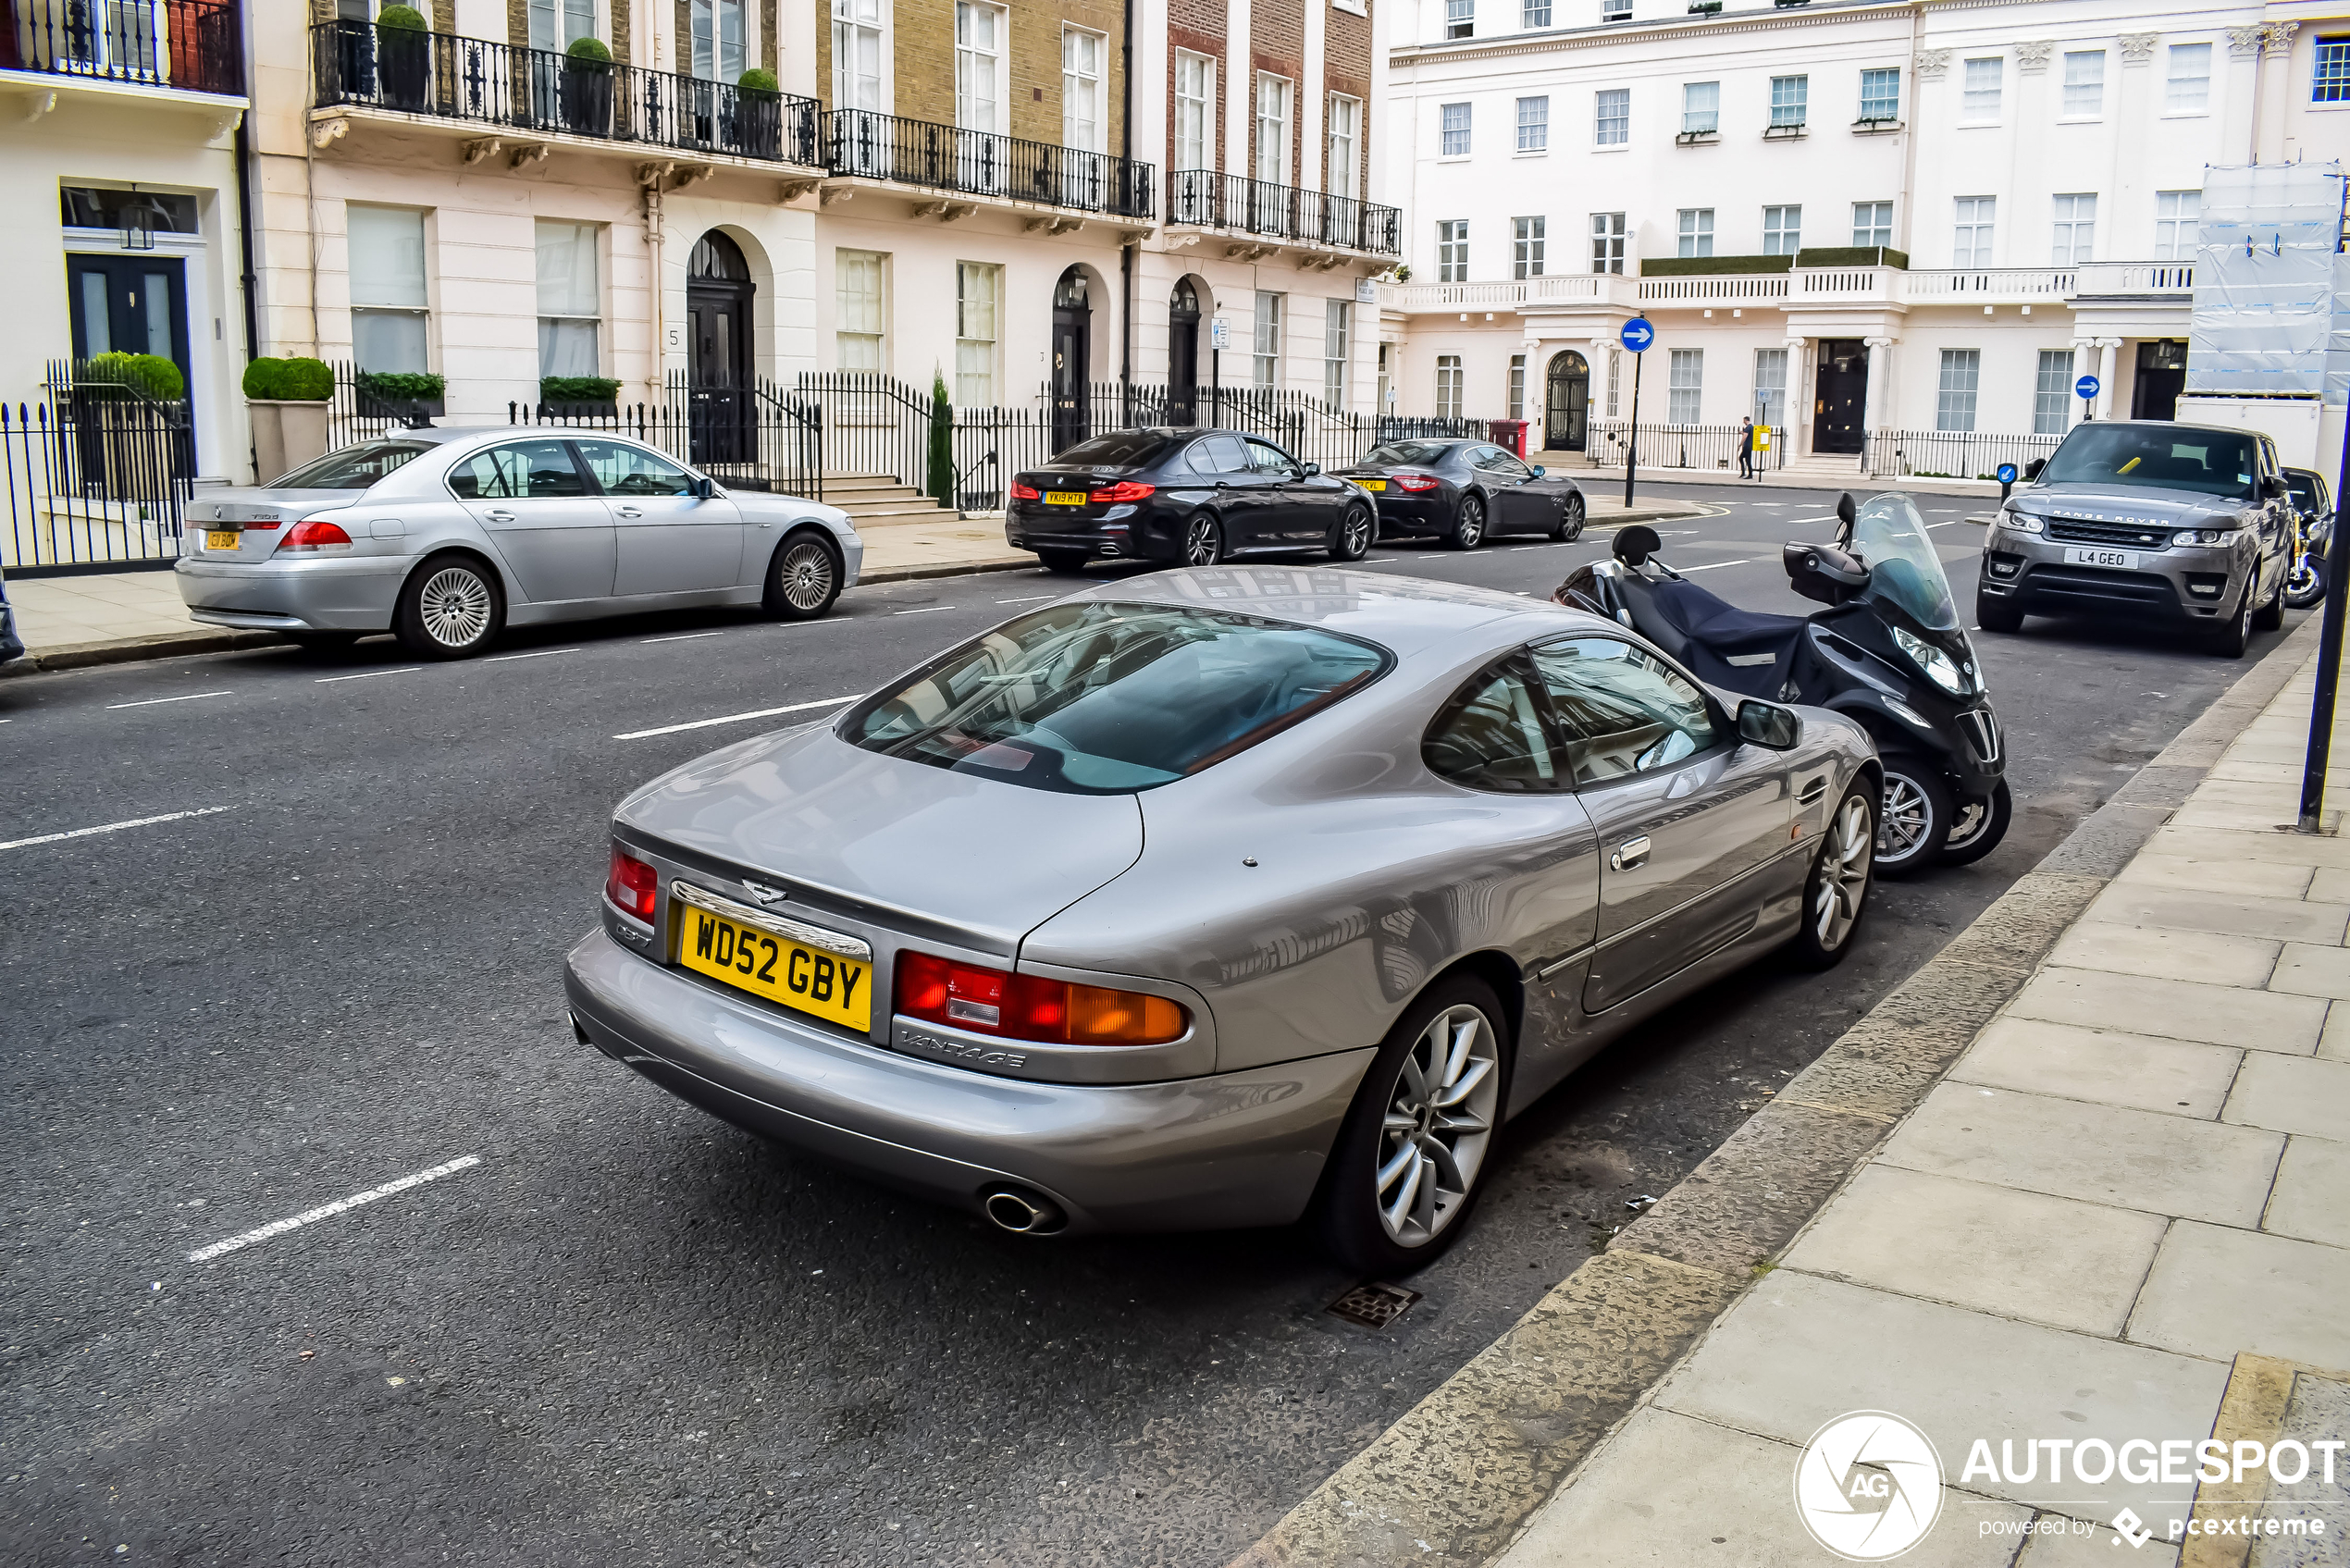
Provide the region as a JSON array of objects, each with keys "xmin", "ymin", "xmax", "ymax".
[
  {"xmin": 1737, "ymin": 700, "xmax": 1801, "ymax": 750},
  {"xmin": 1613, "ymin": 525, "xmax": 1662, "ymax": 566}
]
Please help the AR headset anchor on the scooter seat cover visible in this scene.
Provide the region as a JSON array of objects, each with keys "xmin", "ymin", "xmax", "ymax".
[{"xmin": 1641, "ymin": 579, "xmax": 1809, "ymax": 698}]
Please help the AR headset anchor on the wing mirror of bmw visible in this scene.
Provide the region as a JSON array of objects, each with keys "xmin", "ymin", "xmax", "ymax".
[
  {"xmin": 1738, "ymin": 700, "xmax": 1802, "ymax": 750},
  {"xmin": 2022, "ymin": 458, "xmax": 2047, "ymax": 481},
  {"xmin": 692, "ymin": 475, "xmax": 716, "ymax": 500},
  {"xmin": 1301, "ymin": 463, "xmax": 1322, "ymax": 477}
]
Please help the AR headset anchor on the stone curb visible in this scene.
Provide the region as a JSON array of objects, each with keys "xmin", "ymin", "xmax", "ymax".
[{"xmin": 1230, "ymin": 613, "xmax": 2328, "ymax": 1568}]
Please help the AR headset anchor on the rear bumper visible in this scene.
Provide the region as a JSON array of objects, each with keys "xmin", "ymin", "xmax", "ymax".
[
  {"xmin": 562, "ymin": 927, "xmax": 1369, "ymax": 1234},
  {"xmin": 175, "ymin": 557, "xmax": 409, "ymax": 631},
  {"xmin": 1004, "ymin": 510, "xmax": 1181, "ymax": 563}
]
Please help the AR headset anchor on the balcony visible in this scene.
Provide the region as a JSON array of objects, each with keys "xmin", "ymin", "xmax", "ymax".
[
  {"xmin": 310, "ymin": 20, "xmax": 821, "ymax": 171},
  {"xmin": 823, "ymin": 109, "xmax": 1152, "ymax": 222},
  {"xmin": 1381, "ymin": 260, "xmax": 2195, "ymax": 319},
  {"xmin": 5, "ymin": 0, "xmax": 243, "ymax": 99},
  {"xmin": 1166, "ymin": 170, "xmax": 1401, "ymax": 259}
]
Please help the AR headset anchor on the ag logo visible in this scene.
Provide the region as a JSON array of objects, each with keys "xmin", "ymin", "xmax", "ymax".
[{"xmin": 1793, "ymin": 1411, "xmax": 1944, "ymax": 1561}]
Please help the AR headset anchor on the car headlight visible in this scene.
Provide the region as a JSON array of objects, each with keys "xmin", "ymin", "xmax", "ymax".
[
  {"xmin": 1891, "ymin": 625, "xmax": 1968, "ymax": 697},
  {"xmin": 2000, "ymin": 511, "xmax": 2045, "ymax": 535},
  {"xmin": 2173, "ymin": 528, "xmax": 2230, "ymax": 547}
]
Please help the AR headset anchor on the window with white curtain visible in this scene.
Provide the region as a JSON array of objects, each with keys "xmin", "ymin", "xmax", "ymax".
[
  {"xmin": 2166, "ymin": 43, "xmax": 2210, "ymax": 111},
  {"xmin": 535, "ymin": 220, "xmax": 600, "ymax": 379},
  {"xmin": 832, "ymin": 0, "xmax": 883, "ymax": 110},
  {"xmin": 1174, "ymin": 53, "xmax": 1214, "ymax": 169},
  {"xmin": 1752, "ymin": 348, "xmax": 1787, "ymax": 429},
  {"xmin": 1436, "ymin": 355, "xmax": 1463, "ymax": 418},
  {"xmin": 1327, "ymin": 94, "xmax": 1360, "ymax": 197},
  {"xmin": 1521, "ymin": 0, "xmax": 1549, "ymax": 28},
  {"xmin": 528, "ymin": 0, "xmax": 593, "ymax": 53},
  {"xmin": 1937, "ymin": 349, "xmax": 1980, "ymax": 432},
  {"xmin": 1444, "ymin": 0, "xmax": 1472, "ymax": 39},
  {"xmin": 349, "ymin": 204, "xmax": 428, "ymax": 374},
  {"xmin": 2034, "ymin": 350, "xmax": 2073, "ymax": 435},
  {"xmin": 1062, "ymin": 28, "xmax": 1103, "ymax": 151},
  {"xmin": 2155, "ymin": 191, "xmax": 2200, "ymax": 261},
  {"xmin": 1681, "ymin": 80, "xmax": 1718, "ymax": 134},
  {"xmin": 955, "ymin": 261, "xmax": 999, "ymax": 405},
  {"xmin": 1513, "ymin": 216, "xmax": 1545, "ymax": 278},
  {"xmin": 956, "ymin": 4, "xmax": 1002, "ymax": 131},
  {"xmin": 1676, "ymin": 208, "xmax": 1713, "ymax": 257},
  {"xmin": 1440, "ymin": 100, "xmax": 1470, "ymax": 156},
  {"xmin": 1324, "ymin": 300, "xmax": 1350, "ymax": 405},
  {"xmin": 1952, "ymin": 195, "xmax": 1995, "ymax": 266},
  {"xmin": 835, "ymin": 250, "xmax": 885, "ymax": 372},
  {"xmin": 691, "ymin": 0, "xmax": 744, "ymax": 83},
  {"xmin": 2061, "ymin": 50, "xmax": 2104, "ymax": 116},
  {"xmin": 1436, "ymin": 219, "xmax": 1469, "ymax": 281},
  {"xmin": 1591, "ymin": 90, "xmax": 1625, "ymax": 146},
  {"xmin": 1762, "ymin": 205, "xmax": 1800, "ymax": 255},
  {"xmin": 2051, "ymin": 193, "xmax": 2096, "ymax": 265},
  {"xmin": 1667, "ymin": 349, "xmax": 1702, "ymax": 424},
  {"xmin": 1519, "ymin": 94, "xmax": 1552, "ymax": 151},
  {"xmin": 1960, "ymin": 56, "xmax": 2001, "ymax": 119},
  {"xmin": 1256, "ymin": 75, "xmax": 1293, "ymax": 182},
  {"xmin": 1253, "ymin": 291, "xmax": 1282, "ymax": 387}
]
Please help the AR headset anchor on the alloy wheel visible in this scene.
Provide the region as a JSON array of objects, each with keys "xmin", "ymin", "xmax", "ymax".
[
  {"xmin": 1814, "ymin": 793, "xmax": 1874, "ymax": 949},
  {"xmin": 1373, "ymin": 1004, "xmax": 1501, "ymax": 1248},
  {"xmin": 417, "ymin": 566, "xmax": 493, "ymax": 649},
  {"xmin": 777, "ymin": 537, "xmax": 835, "ymax": 611},
  {"xmin": 1878, "ymin": 772, "xmax": 1934, "ymax": 863},
  {"xmin": 1340, "ymin": 509, "xmax": 1372, "ymax": 558},
  {"xmin": 1456, "ymin": 499, "xmax": 1485, "ymax": 548},
  {"xmin": 1560, "ymin": 493, "xmax": 1586, "ymax": 539},
  {"xmin": 1185, "ymin": 517, "xmax": 1222, "ymax": 566}
]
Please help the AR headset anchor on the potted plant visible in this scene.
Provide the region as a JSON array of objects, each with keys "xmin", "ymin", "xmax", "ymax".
[
  {"xmin": 538, "ymin": 375, "xmax": 621, "ymax": 414},
  {"xmin": 927, "ymin": 370, "xmax": 955, "ymax": 511},
  {"xmin": 375, "ymin": 5, "xmax": 430, "ymax": 112},
  {"xmin": 241, "ymin": 356, "xmax": 333, "ymax": 481},
  {"xmin": 77, "ymin": 353, "xmax": 190, "ymax": 495},
  {"xmin": 354, "ymin": 369, "xmax": 446, "ymax": 426},
  {"xmin": 562, "ymin": 36, "xmax": 613, "ymax": 136},
  {"xmin": 733, "ymin": 67, "xmax": 782, "ymax": 158}
]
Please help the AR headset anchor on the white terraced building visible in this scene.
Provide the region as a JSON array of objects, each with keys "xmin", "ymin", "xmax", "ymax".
[{"xmin": 1377, "ymin": 0, "xmax": 2349, "ymax": 478}]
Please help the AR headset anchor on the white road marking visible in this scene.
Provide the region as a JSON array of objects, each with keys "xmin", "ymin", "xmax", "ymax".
[
  {"xmin": 996, "ymin": 595, "xmax": 1058, "ymax": 603},
  {"xmin": 891, "ymin": 605, "xmax": 957, "ymax": 615},
  {"xmin": 641, "ymin": 631, "xmax": 725, "ymax": 644},
  {"xmin": 107, "ymin": 690, "xmax": 232, "ymax": 710},
  {"xmin": 1678, "ymin": 559, "xmax": 1763, "ymax": 573},
  {"xmin": 482, "ymin": 648, "xmax": 582, "ymax": 662},
  {"xmin": 316, "ymin": 667, "xmax": 422, "ymax": 684},
  {"xmin": 1786, "ymin": 515, "xmax": 1839, "ymax": 525},
  {"xmin": 0, "ymin": 805, "xmax": 235, "ymax": 854},
  {"xmin": 613, "ymin": 694, "xmax": 860, "ymax": 741},
  {"xmin": 185, "ymin": 1154, "xmax": 482, "ymax": 1264}
]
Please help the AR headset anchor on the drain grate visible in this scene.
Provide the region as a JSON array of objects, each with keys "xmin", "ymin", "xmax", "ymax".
[{"xmin": 1326, "ymin": 1281, "xmax": 1421, "ymax": 1328}]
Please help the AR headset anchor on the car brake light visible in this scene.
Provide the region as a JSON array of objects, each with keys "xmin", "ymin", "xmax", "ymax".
[
  {"xmin": 1391, "ymin": 472, "xmax": 1441, "ymax": 492},
  {"xmin": 1089, "ymin": 481, "xmax": 1156, "ymax": 504},
  {"xmin": 1008, "ymin": 481, "xmax": 1043, "ymax": 500},
  {"xmin": 895, "ymin": 951, "xmax": 1186, "ymax": 1046},
  {"xmin": 279, "ymin": 519, "xmax": 353, "ymax": 552},
  {"xmin": 605, "ymin": 848, "xmax": 658, "ymax": 921}
]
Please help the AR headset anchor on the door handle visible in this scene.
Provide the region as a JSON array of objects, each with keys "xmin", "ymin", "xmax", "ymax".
[
  {"xmin": 1796, "ymin": 776, "xmax": 1828, "ymax": 807},
  {"xmin": 1609, "ymin": 834, "xmax": 1652, "ymax": 871},
  {"xmin": 484, "ymin": 509, "xmax": 515, "ymax": 522},
  {"xmin": 615, "ymin": 506, "xmax": 643, "ymax": 518}
]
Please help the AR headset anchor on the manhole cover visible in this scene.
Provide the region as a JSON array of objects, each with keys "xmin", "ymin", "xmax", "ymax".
[{"xmin": 1326, "ymin": 1282, "xmax": 1421, "ymax": 1328}]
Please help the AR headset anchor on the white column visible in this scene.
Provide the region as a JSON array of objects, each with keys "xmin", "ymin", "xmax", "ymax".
[
  {"xmin": 2096, "ymin": 338, "xmax": 2121, "ymax": 420},
  {"xmin": 1861, "ymin": 337, "xmax": 1895, "ymax": 438},
  {"xmin": 1786, "ymin": 337, "xmax": 1811, "ymax": 452}
]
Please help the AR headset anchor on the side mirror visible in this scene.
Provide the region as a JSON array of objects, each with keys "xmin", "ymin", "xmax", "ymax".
[
  {"xmin": 691, "ymin": 475, "xmax": 716, "ymax": 500},
  {"xmin": 2023, "ymin": 458, "xmax": 2047, "ymax": 481},
  {"xmin": 2262, "ymin": 475, "xmax": 2286, "ymax": 500},
  {"xmin": 1531, "ymin": 464, "xmax": 1548, "ymax": 478},
  {"xmin": 1738, "ymin": 699, "xmax": 1801, "ymax": 750},
  {"xmin": 1302, "ymin": 462, "xmax": 1322, "ymax": 477},
  {"xmin": 1835, "ymin": 492, "xmax": 1857, "ymax": 527},
  {"xmin": 1612, "ymin": 523, "xmax": 1662, "ymax": 566}
]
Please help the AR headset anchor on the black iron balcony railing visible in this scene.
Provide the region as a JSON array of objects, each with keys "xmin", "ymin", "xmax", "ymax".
[
  {"xmin": 1166, "ymin": 170, "xmax": 1400, "ymax": 256},
  {"xmin": 311, "ymin": 20, "xmax": 821, "ymax": 166},
  {"xmin": 822, "ymin": 109, "xmax": 1153, "ymax": 219},
  {"xmin": 5, "ymin": 0, "xmax": 244, "ymax": 97}
]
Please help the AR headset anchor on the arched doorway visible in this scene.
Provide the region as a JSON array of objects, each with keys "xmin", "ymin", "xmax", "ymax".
[
  {"xmin": 1168, "ymin": 277, "xmax": 1201, "ymax": 425},
  {"xmin": 1050, "ymin": 266, "xmax": 1092, "ymax": 451},
  {"xmin": 687, "ymin": 230, "xmax": 755, "ymax": 464},
  {"xmin": 1543, "ymin": 351, "xmax": 1589, "ymax": 452}
]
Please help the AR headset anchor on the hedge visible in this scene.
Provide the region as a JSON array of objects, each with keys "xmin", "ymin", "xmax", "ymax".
[
  {"xmin": 376, "ymin": 4, "xmax": 427, "ymax": 28},
  {"xmin": 1639, "ymin": 253, "xmax": 1791, "ymax": 277},
  {"xmin": 241, "ymin": 356, "xmax": 333, "ymax": 401},
  {"xmin": 540, "ymin": 375, "xmax": 620, "ymax": 404},
  {"xmin": 738, "ymin": 68, "xmax": 777, "ymax": 93},
  {"xmin": 356, "ymin": 369, "xmax": 446, "ymax": 402},
  {"xmin": 1793, "ymin": 246, "xmax": 1909, "ymax": 270},
  {"xmin": 82, "ymin": 352, "xmax": 185, "ymax": 400}
]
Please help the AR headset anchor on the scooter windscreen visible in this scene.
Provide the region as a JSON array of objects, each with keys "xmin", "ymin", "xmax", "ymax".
[{"xmin": 1848, "ymin": 495, "xmax": 1960, "ymax": 633}]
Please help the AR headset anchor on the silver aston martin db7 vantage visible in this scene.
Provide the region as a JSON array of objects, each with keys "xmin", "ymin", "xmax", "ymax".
[{"xmin": 563, "ymin": 568, "xmax": 1880, "ymax": 1272}]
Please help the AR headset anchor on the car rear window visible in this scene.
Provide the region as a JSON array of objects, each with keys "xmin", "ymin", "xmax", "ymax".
[
  {"xmin": 1050, "ymin": 430, "xmax": 1174, "ymax": 467},
  {"xmin": 841, "ymin": 602, "xmax": 1391, "ymax": 794},
  {"xmin": 1362, "ymin": 442, "xmax": 1452, "ymax": 466},
  {"xmin": 269, "ymin": 440, "xmax": 433, "ymax": 489}
]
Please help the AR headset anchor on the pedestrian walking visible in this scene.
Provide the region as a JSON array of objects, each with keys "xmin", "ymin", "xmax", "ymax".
[{"xmin": 1738, "ymin": 417, "xmax": 1756, "ymax": 480}]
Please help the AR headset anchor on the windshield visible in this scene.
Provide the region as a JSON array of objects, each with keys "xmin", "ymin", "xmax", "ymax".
[
  {"xmin": 1050, "ymin": 430, "xmax": 1175, "ymax": 467},
  {"xmin": 1849, "ymin": 494, "xmax": 1960, "ymax": 631},
  {"xmin": 2040, "ymin": 424, "xmax": 2258, "ymax": 500},
  {"xmin": 270, "ymin": 440, "xmax": 432, "ymax": 489},
  {"xmin": 1362, "ymin": 442, "xmax": 1452, "ymax": 467},
  {"xmin": 842, "ymin": 601, "xmax": 1390, "ymax": 794}
]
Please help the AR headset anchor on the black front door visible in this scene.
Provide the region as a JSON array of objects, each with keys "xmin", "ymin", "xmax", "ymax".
[
  {"xmin": 1543, "ymin": 351, "xmax": 1589, "ymax": 451},
  {"xmin": 1168, "ymin": 278, "xmax": 1200, "ymax": 426},
  {"xmin": 2133, "ymin": 340, "xmax": 2185, "ymax": 421},
  {"xmin": 68, "ymin": 253, "xmax": 192, "ymax": 378},
  {"xmin": 686, "ymin": 231, "xmax": 754, "ymax": 465},
  {"xmin": 1051, "ymin": 268, "xmax": 1091, "ymax": 453},
  {"xmin": 1812, "ymin": 339, "xmax": 1867, "ymax": 455}
]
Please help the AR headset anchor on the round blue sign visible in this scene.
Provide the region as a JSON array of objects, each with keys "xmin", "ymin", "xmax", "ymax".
[
  {"xmin": 2075, "ymin": 374, "xmax": 2100, "ymax": 400},
  {"xmin": 1619, "ymin": 318, "xmax": 1655, "ymax": 352},
  {"xmin": 1996, "ymin": 463, "xmax": 2018, "ymax": 484}
]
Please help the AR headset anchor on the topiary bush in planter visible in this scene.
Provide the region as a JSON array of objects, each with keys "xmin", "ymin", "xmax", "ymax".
[
  {"xmin": 376, "ymin": 5, "xmax": 431, "ymax": 110},
  {"xmin": 562, "ymin": 36, "xmax": 614, "ymax": 136},
  {"xmin": 241, "ymin": 358, "xmax": 336, "ymax": 482},
  {"xmin": 539, "ymin": 375, "xmax": 621, "ymax": 409},
  {"xmin": 355, "ymin": 369, "xmax": 446, "ymax": 427},
  {"xmin": 81, "ymin": 352, "xmax": 186, "ymax": 401},
  {"xmin": 732, "ymin": 66, "xmax": 782, "ymax": 156},
  {"xmin": 241, "ymin": 356, "xmax": 333, "ymax": 401}
]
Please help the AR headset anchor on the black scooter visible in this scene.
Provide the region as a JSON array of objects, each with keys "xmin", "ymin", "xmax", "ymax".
[{"xmin": 1556, "ymin": 492, "xmax": 2009, "ymax": 876}]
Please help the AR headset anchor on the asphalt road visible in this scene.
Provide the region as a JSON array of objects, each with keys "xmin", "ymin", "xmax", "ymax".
[{"xmin": 0, "ymin": 481, "xmax": 2299, "ymax": 1567}]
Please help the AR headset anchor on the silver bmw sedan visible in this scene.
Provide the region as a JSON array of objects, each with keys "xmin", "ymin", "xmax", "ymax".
[
  {"xmin": 177, "ymin": 428, "xmax": 860, "ymax": 657},
  {"xmin": 564, "ymin": 568, "xmax": 1879, "ymax": 1272}
]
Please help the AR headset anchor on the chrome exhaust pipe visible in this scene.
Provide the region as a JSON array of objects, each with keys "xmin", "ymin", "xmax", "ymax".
[{"xmin": 981, "ymin": 1186, "xmax": 1065, "ymax": 1235}]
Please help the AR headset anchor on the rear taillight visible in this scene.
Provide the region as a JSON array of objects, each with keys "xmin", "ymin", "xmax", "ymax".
[
  {"xmin": 1089, "ymin": 481, "xmax": 1156, "ymax": 504},
  {"xmin": 1008, "ymin": 481, "xmax": 1042, "ymax": 501},
  {"xmin": 895, "ymin": 951, "xmax": 1186, "ymax": 1046},
  {"xmin": 1391, "ymin": 472, "xmax": 1441, "ymax": 493},
  {"xmin": 605, "ymin": 848, "xmax": 658, "ymax": 921},
  {"xmin": 279, "ymin": 519, "xmax": 353, "ymax": 552}
]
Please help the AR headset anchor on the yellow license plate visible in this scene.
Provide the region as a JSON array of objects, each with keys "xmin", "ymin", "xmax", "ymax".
[
  {"xmin": 205, "ymin": 530, "xmax": 240, "ymax": 549},
  {"xmin": 678, "ymin": 906, "xmax": 872, "ymax": 1031},
  {"xmin": 1045, "ymin": 490, "xmax": 1089, "ymax": 506},
  {"xmin": 1359, "ymin": 479, "xmax": 1386, "ymax": 491}
]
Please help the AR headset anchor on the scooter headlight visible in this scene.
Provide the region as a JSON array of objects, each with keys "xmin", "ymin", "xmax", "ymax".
[{"xmin": 1892, "ymin": 625, "xmax": 1969, "ymax": 697}]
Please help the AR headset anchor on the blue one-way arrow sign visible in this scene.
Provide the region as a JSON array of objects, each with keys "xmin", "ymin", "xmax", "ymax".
[{"xmin": 1620, "ymin": 318, "xmax": 1655, "ymax": 352}]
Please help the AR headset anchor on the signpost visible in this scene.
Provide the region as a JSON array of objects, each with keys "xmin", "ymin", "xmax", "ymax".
[
  {"xmin": 2075, "ymin": 373, "xmax": 2100, "ymax": 424},
  {"xmin": 1996, "ymin": 462, "xmax": 2018, "ymax": 503},
  {"xmin": 2298, "ymin": 414, "xmax": 2350, "ymax": 833},
  {"xmin": 1620, "ymin": 317, "xmax": 1654, "ymax": 506}
]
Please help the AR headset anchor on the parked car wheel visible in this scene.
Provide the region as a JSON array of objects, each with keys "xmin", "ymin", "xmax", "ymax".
[
  {"xmin": 1316, "ymin": 974, "xmax": 1510, "ymax": 1276},
  {"xmin": 763, "ymin": 530, "xmax": 842, "ymax": 621},
  {"xmin": 1552, "ymin": 492, "xmax": 1586, "ymax": 543},
  {"xmin": 1787, "ymin": 784, "xmax": 1875, "ymax": 969},
  {"xmin": 1939, "ymin": 779, "xmax": 2012, "ymax": 867},
  {"xmin": 394, "ymin": 554, "xmax": 504, "ymax": 660},
  {"xmin": 1183, "ymin": 515, "xmax": 1224, "ymax": 567},
  {"xmin": 1874, "ymin": 757, "xmax": 1951, "ymax": 878},
  {"xmin": 1036, "ymin": 549, "xmax": 1093, "ymax": 575},
  {"xmin": 1448, "ymin": 495, "xmax": 1487, "ymax": 550},
  {"xmin": 2207, "ymin": 579, "xmax": 2256, "ymax": 658},
  {"xmin": 1974, "ymin": 591, "xmax": 2024, "ymax": 635},
  {"xmin": 2253, "ymin": 567, "xmax": 2285, "ymax": 633},
  {"xmin": 1330, "ymin": 505, "xmax": 1374, "ymax": 562}
]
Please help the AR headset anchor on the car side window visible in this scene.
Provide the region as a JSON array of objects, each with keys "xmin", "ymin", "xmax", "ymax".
[
  {"xmin": 1244, "ymin": 438, "xmax": 1297, "ymax": 476},
  {"xmin": 1197, "ymin": 434, "xmax": 1249, "ymax": 474},
  {"xmin": 1423, "ymin": 660, "xmax": 1560, "ymax": 792},
  {"xmin": 1486, "ymin": 451, "xmax": 1534, "ymax": 481},
  {"xmin": 1528, "ymin": 636, "xmax": 1719, "ymax": 785},
  {"xmin": 574, "ymin": 439, "xmax": 696, "ymax": 497},
  {"xmin": 449, "ymin": 440, "xmax": 588, "ymax": 500}
]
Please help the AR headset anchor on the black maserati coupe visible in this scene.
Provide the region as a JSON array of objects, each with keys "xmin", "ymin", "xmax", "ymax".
[{"xmin": 1331, "ymin": 438, "xmax": 1588, "ymax": 549}]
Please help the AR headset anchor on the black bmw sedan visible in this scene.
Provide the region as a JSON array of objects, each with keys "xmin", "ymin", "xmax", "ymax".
[
  {"xmin": 1007, "ymin": 428, "xmax": 1378, "ymax": 574},
  {"xmin": 1331, "ymin": 438, "xmax": 1588, "ymax": 549}
]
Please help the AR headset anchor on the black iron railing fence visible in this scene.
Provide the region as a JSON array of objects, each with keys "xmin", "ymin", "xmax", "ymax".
[
  {"xmin": 311, "ymin": 20, "xmax": 822, "ymax": 167},
  {"xmin": 5, "ymin": 0, "xmax": 244, "ymax": 96},
  {"xmin": 824, "ymin": 110, "xmax": 1153, "ymax": 219},
  {"xmin": 3, "ymin": 376, "xmax": 195, "ymax": 577},
  {"xmin": 1862, "ymin": 427, "xmax": 2061, "ymax": 480},
  {"xmin": 1584, "ymin": 421, "xmax": 1790, "ymax": 473},
  {"xmin": 509, "ymin": 372, "xmax": 822, "ymax": 500},
  {"xmin": 1166, "ymin": 170, "xmax": 1401, "ymax": 255}
]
